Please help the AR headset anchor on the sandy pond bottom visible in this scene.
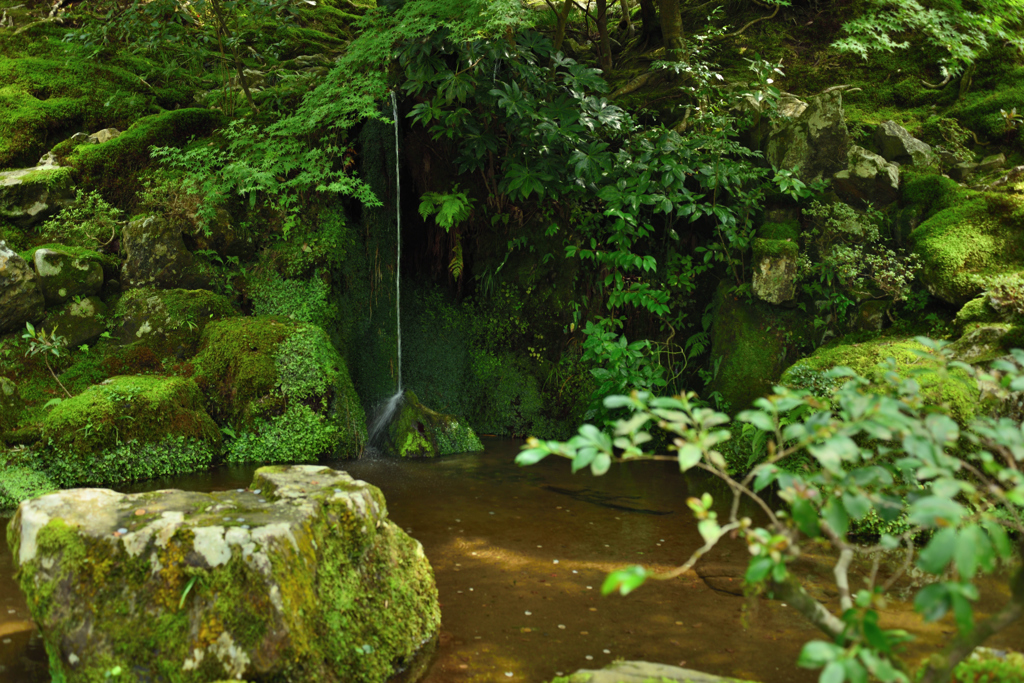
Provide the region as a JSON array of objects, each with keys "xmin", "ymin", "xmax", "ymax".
[{"xmin": 2, "ymin": 438, "xmax": 1022, "ymax": 683}]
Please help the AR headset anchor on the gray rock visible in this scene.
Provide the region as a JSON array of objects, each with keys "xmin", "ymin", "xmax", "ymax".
[
  {"xmin": 949, "ymin": 161, "xmax": 978, "ymax": 182},
  {"xmin": 121, "ymin": 215, "xmax": 212, "ymax": 290},
  {"xmin": 556, "ymin": 660, "xmax": 756, "ymax": 683},
  {"xmin": 0, "ymin": 241, "xmax": 45, "ymax": 333},
  {"xmin": 833, "ymin": 145, "xmax": 900, "ymax": 207},
  {"xmin": 874, "ymin": 120, "xmax": 935, "ymax": 166},
  {"xmin": 41, "ymin": 296, "xmax": 108, "ymax": 348},
  {"xmin": 86, "ymin": 127, "xmax": 120, "ymax": 144},
  {"xmin": 854, "ymin": 300, "xmax": 890, "ymax": 332},
  {"xmin": 7, "ymin": 465, "xmax": 440, "ymax": 683},
  {"xmin": 0, "ymin": 166, "xmax": 74, "ymax": 228},
  {"xmin": 976, "ymin": 153, "xmax": 1006, "ymax": 174},
  {"xmin": 32, "ymin": 248, "xmax": 104, "ymax": 307},
  {"xmin": 751, "ymin": 239, "xmax": 798, "ymax": 305},
  {"xmin": 766, "ymin": 91, "xmax": 850, "ymax": 184}
]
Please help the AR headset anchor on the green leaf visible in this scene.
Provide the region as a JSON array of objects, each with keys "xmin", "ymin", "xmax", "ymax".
[
  {"xmin": 697, "ymin": 518, "xmax": 721, "ymax": 544},
  {"xmin": 798, "ymin": 640, "xmax": 842, "ymax": 668},
  {"xmin": 822, "ymin": 497, "xmax": 850, "ymax": 537},
  {"xmin": 792, "ymin": 497, "xmax": 820, "ymax": 538},
  {"xmin": 516, "ymin": 448, "xmax": 550, "ymax": 466},
  {"xmin": 677, "ymin": 444, "xmax": 703, "ymax": 472},
  {"xmin": 745, "ymin": 555, "xmax": 773, "ymax": 583},
  {"xmin": 907, "ymin": 496, "xmax": 964, "ymax": 528},
  {"xmin": 601, "ymin": 565, "xmax": 648, "ymax": 596},
  {"xmin": 914, "ymin": 582, "xmax": 950, "ymax": 622},
  {"xmin": 591, "ymin": 452, "xmax": 612, "ymax": 476},
  {"xmin": 572, "ymin": 447, "xmax": 596, "ymax": 473},
  {"xmin": 738, "ymin": 409, "xmax": 775, "ymax": 433},
  {"xmin": 917, "ymin": 527, "xmax": 956, "ymax": 574},
  {"xmin": 821, "ymin": 660, "xmax": 846, "ymax": 683},
  {"xmin": 842, "ymin": 492, "xmax": 872, "ymax": 521}
]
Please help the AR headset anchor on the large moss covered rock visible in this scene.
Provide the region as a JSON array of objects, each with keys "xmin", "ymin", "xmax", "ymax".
[
  {"xmin": 191, "ymin": 316, "xmax": 367, "ymax": 462},
  {"xmin": 781, "ymin": 336, "xmax": 977, "ymax": 424},
  {"xmin": 112, "ymin": 287, "xmax": 238, "ymax": 359},
  {"xmin": 766, "ymin": 91, "xmax": 850, "ymax": 185},
  {"xmin": 31, "ymin": 247, "xmax": 104, "ymax": 307},
  {"xmin": 0, "ymin": 166, "xmax": 75, "ymax": 228},
  {"xmin": 383, "ymin": 390, "xmax": 483, "ymax": 458},
  {"xmin": 0, "ymin": 464, "xmax": 55, "ymax": 511},
  {"xmin": 41, "ymin": 295, "xmax": 108, "ymax": 348},
  {"xmin": 0, "ymin": 240, "xmax": 44, "ymax": 333},
  {"xmin": 0, "ymin": 376, "xmax": 25, "ymax": 433},
  {"xmin": 6, "ymin": 465, "xmax": 441, "ymax": 683},
  {"xmin": 707, "ymin": 281, "xmax": 810, "ymax": 412},
  {"xmin": 40, "ymin": 375, "xmax": 221, "ymax": 487},
  {"xmin": 911, "ymin": 192, "xmax": 1024, "ymax": 307},
  {"xmin": 121, "ymin": 215, "xmax": 213, "ymax": 291}
]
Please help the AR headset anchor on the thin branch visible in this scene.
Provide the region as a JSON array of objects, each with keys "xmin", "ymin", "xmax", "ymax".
[
  {"xmin": 921, "ymin": 73, "xmax": 952, "ymax": 90},
  {"xmin": 768, "ymin": 576, "xmax": 846, "ymax": 640},
  {"xmin": 714, "ymin": 3, "xmax": 779, "ymax": 41},
  {"xmin": 651, "ymin": 521, "xmax": 742, "ymax": 581}
]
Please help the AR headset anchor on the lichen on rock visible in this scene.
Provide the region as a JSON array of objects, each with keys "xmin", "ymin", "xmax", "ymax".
[{"xmin": 6, "ymin": 465, "xmax": 441, "ymax": 683}]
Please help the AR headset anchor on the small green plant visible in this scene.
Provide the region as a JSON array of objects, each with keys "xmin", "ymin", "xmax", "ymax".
[
  {"xmin": 39, "ymin": 189, "xmax": 123, "ymax": 248},
  {"xmin": 23, "ymin": 322, "xmax": 72, "ymax": 397},
  {"xmin": 1000, "ymin": 107, "xmax": 1022, "ymax": 141}
]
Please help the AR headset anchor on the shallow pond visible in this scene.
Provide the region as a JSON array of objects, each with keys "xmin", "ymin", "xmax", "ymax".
[{"xmin": 1, "ymin": 440, "xmax": 1021, "ymax": 682}]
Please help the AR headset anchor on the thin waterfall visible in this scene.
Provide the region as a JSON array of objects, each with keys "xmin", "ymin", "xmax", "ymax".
[
  {"xmin": 392, "ymin": 90, "xmax": 402, "ymax": 393},
  {"xmin": 367, "ymin": 92, "xmax": 405, "ymax": 451}
]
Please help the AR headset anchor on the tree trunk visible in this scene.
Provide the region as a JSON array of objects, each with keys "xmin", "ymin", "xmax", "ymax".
[
  {"xmin": 552, "ymin": 0, "xmax": 573, "ymax": 55},
  {"xmin": 596, "ymin": 0, "xmax": 613, "ymax": 72},
  {"xmin": 637, "ymin": 0, "xmax": 658, "ymax": 45},
  {"xmin": 658, "ymin": 0, "xmax": 683, "ymax": 56},
  {"xmin": 619, "ymin": 0, "xmax": 634, "ymax": 39}
]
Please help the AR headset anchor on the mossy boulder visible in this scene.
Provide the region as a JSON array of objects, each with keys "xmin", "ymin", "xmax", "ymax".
[
  {"xmin": 832, "ymin": 145, "xmax": 900, "ymax": 208},
  {"xmin": 40, "ymin": 375, "xmax": 221, "ymax": 487},
  {"xmin": 112, "ymin": 287, "xmax": 239, "ymax": 359},
  {"xmin": 911, "ymin": 192, "xmax": 1024, "ymax": 307},
  {"xmin": 383, "ymin": 390, "xmax": 484, "ymax": 458},
  {"xmin": 41, "ymin": 295, "xmax": 108, "ymax": 348},
  {"xmin": 191, "ymin": 316, "xmax": 367, "ymax": 462},
  {"xmin": 0, "ymin": 240, "xmax": 44, "ymax": 333},
  {"xmin": 751, "ymin": 238, "xmax": 798, "ymax": 305},
  {"xmin": 0, "ymin": 166, "xmax": 74, "ymax": 227},
  {"xmin": 6, "ymin": 465, "xmax": 441, "ymax": 683},
  {"xmin": 766, "ymin": 91, "xmax": 850, "ymax": 185},
  {"xmin": 121, "ymin": 215, "xmax": 214, "ymax": 291},
  {"xmin": 19, "ymin": 243, "xmax": 120, "ymax": 283},
  {"xmin": 780, "ymin": 336, "xmax": 977, "ymax": 424},
  {"xmin": 31, "ymin": 246, "xmax": 104, "ymax": 307},
  {"xmin": 707, "ymin": 281, "xmax": 811, "ymax": 413},
  {"xmin": 67, "ymin": 108, "xmax": 224, "ymax": 209}
]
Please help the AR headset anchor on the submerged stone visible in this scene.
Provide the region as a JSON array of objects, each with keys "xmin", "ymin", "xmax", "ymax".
[
  {"xmin": 550, "ymin": 660, "xmax": 756, "ymax": 683},
  {"xmin": 7, "ymin": 465, "xmax": 441, "ymax": 683}
]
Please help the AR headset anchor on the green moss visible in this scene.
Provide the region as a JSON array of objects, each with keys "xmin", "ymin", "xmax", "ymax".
[
  {"xmin": 0, "ymin": 464, "xmax": 56, "ymax": 511},
  {"xmin": 384, "ymin": 391, "xmax": 483, "ymax": 458},
  {"xmin": 0, "ymin": 52, "xmax": 158, "ymax": 170},
  {"xmin": 193, "ymin": 317, "xmax": 367, "ymax": 460},
  {"xmin": 753, "ymin": 237, "xmax": 798, "ymax": 259},
  {"xmin": 68, "ymin": 108, "xmax": 225, "ymax": 210},
  {"xmin": 41, "ymin": 375, "xmax": 221, "ymax": 486},
  {"xmin": 249, "ymin": 271, "xmax": 339, "ymax": 336},
  {"xmin": 911, "ymin": 192, "xmax": 1024, "ymax": 306},
  {"xmin": 900, "ymin": 170, "xmax": 972, "ymax": 220},
  {"xmin": 781, "ymin": 336, "xmax": 977, "ymax": 424},
  {"xmin": 112, "ymin": 287, "xmax": 239, "ymax": 359},
  {"xmin": 18, "ymin": 243, "xmax": 119, "ymax": 280},
  {"xmin": 758, "ymin": 220, "xmax": 800, "ymax": 241}
]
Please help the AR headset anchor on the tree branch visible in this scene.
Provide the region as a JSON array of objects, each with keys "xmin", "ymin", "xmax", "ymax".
[{"xmin": 768, "ymin": 575, "xmax": 846, "ymax": 640}]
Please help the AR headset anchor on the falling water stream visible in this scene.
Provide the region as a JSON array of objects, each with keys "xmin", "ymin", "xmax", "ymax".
[{"xmin": 391, "ymin": 89, "xmax": 402, "ymax": 394}]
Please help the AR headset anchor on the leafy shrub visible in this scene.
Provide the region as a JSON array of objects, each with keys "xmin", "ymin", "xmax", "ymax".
[{"xmin": 39, "ymin": 189, "xmax": 123, "ymax": 248}]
